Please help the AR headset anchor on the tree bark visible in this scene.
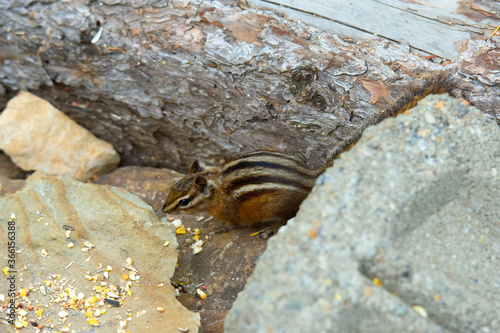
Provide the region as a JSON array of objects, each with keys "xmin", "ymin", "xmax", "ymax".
[{"xmin": 0, "ymin": 0, "xmax": 498, "ymax": 171}]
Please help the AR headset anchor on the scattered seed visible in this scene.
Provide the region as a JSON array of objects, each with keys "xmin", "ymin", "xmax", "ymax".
[
  {"xmin": 40, "ymin": 249, "xmax": 48, "ymax": 257},
  {"xmin": 164, "ymin": 241, "xmax": 170, "ymax": 247},
  {"xmin": 196, "ymin": 288, "xmax": 206, "ymax": 300},
  {"xmin": 84, "ymin": 241, "xmax": 95, "ymax": 248},
  {"xmin": 123, "ymin": 263, "xmax": 136, "ymax": 271},
  {"xmin": 89, "ymin": 268, "xmax": 104, "ymax": 275},
  {"xmin": 157, "ymin": 307, "xmax": 164, "ymax": 313},
  {"xmin": 104, "ymin": 298, "xmax": 121, "ymax": 307},
  {"xmin": 172, "ymin": 219, "xmax": 182, "ymax": 228},
  {"xmin": 126, "ymin": 257, "xmax": 133, "ymax": 265},
  {"xmin": 67, "ymin": 242, "xmax": 75, "ymax": 248},
  {"xmin": 58, "ymin": 310, "xmax": 69, "ymax": 318},
  {"xmin": 87, "ymin": 317, "xmax": 100, "ymax": 326},
  {"xmin": 105, "ymin": 265, "xmax": 112, "ymax": 271},
  {"xmin": 65, "ymin": 230, "xmax": 71, "ymax": 238},
  {"xmin": 412, "ymin": 305, "xmax": 428, "ymax": 318},
  {"xmin": 178, "ymin": 328, "xmax": 189, "ymax": 332},
  {"xmin": 105, "ymin": 291, "xmax": 119, "ymax": 298},
  {"xmin": 191, "ymin": 240, "xmax": 204, "ymax": 254},
  {"xmin": 90, "ymin": 26, "xmax": 104, "ymax": 44}
]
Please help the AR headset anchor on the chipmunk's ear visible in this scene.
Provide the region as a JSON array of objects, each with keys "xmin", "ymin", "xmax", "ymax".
[
  {"xmin": 194, "ymin": 175, "xmax": 211, "ymax": 196},
  {"xmin": 189, "ymin": 159, "xmax": 208, "ymax": 174}
]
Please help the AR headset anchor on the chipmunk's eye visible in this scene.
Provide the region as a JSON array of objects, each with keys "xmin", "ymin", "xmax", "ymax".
[{"xmin": 178, "ymin": 198, "xmax": 190, "ymax": 207}]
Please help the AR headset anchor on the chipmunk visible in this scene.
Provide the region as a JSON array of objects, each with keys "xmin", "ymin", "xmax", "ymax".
[
  {"xmin": 163, "ymin": 72, "xmax": 457, "ymax": 234},
  {"xmin": 163, "ymin": 149, "xmax": 324, "ymax": 228}
]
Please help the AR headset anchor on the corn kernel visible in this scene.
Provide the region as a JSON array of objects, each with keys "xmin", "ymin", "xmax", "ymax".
[{"xmin": 196, "ymin": 288, "xmax": 206, "ymax": 300}]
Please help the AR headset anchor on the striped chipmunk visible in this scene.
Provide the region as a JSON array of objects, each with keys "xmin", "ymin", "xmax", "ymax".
[{"xmin": 162, "ymin": 72, "xmax": 457, "ymax": 235}]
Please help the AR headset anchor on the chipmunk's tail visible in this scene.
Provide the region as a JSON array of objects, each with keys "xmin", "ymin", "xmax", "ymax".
[{"xmin": 323, "ymin": 71, "xmax": 458, "ymax": 171}]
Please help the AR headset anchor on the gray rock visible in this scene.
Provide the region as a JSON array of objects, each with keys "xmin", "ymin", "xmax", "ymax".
[
  {"xmin": 0, "ymin": 171, "xmax": 200, "ymax": 332},
  {"xmin": 225, "ymin": 94, "xmax": 500, "ymax": 333},
  {"xmin": 0, "ymin": 91, "xmax": 120, "ymax": 180}
]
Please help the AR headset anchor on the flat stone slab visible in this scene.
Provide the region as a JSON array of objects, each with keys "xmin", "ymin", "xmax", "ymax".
[
  {"xmin": 225, "ymin": 94, "xmax": 500, "ymax": 332},
  {"xmin": 0, "ymin": 171, "xmax": 200, "ymax": 332}
]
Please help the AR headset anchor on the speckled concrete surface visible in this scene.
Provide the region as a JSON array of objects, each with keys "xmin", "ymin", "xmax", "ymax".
[{"xmin": 225, "ymin": 95, "xmax": 500, "ymax": 333}]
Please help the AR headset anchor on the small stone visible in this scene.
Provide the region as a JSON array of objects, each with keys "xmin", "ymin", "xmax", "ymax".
[{"xmin": 0, "ymin": 91, "xmax": 120, "ymax": 180}]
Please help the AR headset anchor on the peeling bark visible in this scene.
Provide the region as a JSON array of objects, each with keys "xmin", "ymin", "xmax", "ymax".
[{"xmin": 0, "ymin": 0, "xmax": 498, "ymax": 171}]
